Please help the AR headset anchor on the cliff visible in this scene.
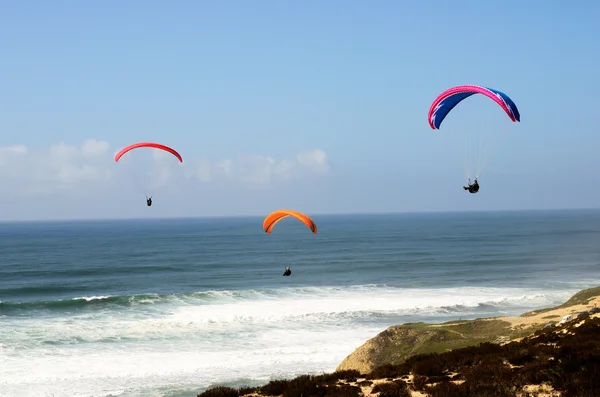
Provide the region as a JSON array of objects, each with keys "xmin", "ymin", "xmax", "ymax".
[{"xmin": 336, "ymin": 286, "xmax": 600, "ymax": 373}]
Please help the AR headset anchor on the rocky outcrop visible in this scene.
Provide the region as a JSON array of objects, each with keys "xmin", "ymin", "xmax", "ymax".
[{"xmin": 336, "ymin": 319, "xmax": 518, "ymax": 373}]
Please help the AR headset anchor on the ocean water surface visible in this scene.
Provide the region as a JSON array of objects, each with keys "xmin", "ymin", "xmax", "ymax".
[{"xmin": 1, "ymin": 210, "xmax": 600, "ymax": 397}]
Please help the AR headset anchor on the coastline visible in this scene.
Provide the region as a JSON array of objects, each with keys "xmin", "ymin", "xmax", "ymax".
[
  {"xmin": 336, "ymin": 286, "xmax": 600, "ymax": 374},
  {"xmin": 198, "ymin": 286, "xmax": 600, "ymax": 397}
]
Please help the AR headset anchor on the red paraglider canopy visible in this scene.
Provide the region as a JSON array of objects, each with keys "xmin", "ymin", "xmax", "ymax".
[{"xmin": 114, "ymin": 142, "xmax": 183, "ymax": 163}]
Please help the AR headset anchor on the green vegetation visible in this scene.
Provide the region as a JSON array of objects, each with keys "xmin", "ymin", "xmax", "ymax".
[
  {"xmin": 349, "ymin": 318, "xmax": 534, "ymax": 370},
  {"xmin": 521, "ymin": 286, "xmax": 600, "ymax": 317}
]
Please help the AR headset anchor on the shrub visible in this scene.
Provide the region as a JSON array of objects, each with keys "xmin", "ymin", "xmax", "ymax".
[
  {"xmin": 317, "ymin": 369, "xmax": 362, "ymax": 383},
  {"xmin": 197, "ymin": 386, "xmax": 238, "ymax": 397},
  {"xmin": 237, "ymin": 386, "xmax": 258, "ymax": 396},
  {"xmin": 507, "ymin": 347, "xmax": 536, "ymax": 366},
  {"xmin": 371, "ymin": 381, "xmax": 410, "ymax": 397},
  {"xmin": 260, "ymin": 379, "xmax": 289, "ymax": 396},
  {"xmin": 426, "ymin": 375, "xmax": 453, "ymax": 384},
  {"xmin": 411, "ymin": 374, "xmax": 427, "ymax": 390},
  {"xmin": 411, "ymin": 354, "xmax": 446, "ymax": 377},
  {"xmin": 324, "ymin": 384, "xmax": 361, "ymax": 397},
  {"xmin": 427, "ymin": 381, "xmax": 467, "ymax": 397},
  {"xmin": 366, "ymin": 363, "xmax": 408, "ymax": 380},
  {"xmin": 282, "ymin": 375, "xmax": 327, "ymax": 397}
]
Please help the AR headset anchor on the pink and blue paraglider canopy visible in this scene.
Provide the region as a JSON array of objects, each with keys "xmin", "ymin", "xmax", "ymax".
[{"xmin": 428, "ymin": 85, "xmax": 520, "ymax": 130}]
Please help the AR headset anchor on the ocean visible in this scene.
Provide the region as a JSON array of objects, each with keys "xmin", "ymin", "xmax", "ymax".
[{"xmin": 1, "ymin": 210, "xmax": 600, "ymax": 397}]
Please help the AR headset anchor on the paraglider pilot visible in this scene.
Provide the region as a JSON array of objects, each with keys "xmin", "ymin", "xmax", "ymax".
[
  {"xmin": 146, "ymin": 196, "xmax": 152, "ymax": 206},
  {"xmin": 283, "ymin": 266, "xmax": 292, "ymax": 276},
  {"xmin": 463, "ymin": 178, "xmax": 479, "ymax": 194}
]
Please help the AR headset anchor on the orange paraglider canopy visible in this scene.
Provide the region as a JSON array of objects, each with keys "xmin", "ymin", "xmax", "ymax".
[{"xmin": 263, "ymin": 210, "xmax": 317, "ymax": 234}]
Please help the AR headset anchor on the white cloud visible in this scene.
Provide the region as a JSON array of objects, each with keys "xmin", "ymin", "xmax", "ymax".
[
  {"xmin": 297, "ymin": 149, "xmax": 329, "ymax": 173},
  {"xmin": 0, "ymin": 144, "xmax": 28, "ymax": 154},
  {"xmin": 0, "ymin": 139, "xmax": 114, "ymax": 197},
  {"xmin": 185, "ymin": 149, "xmax": 331, "ymax": 186},
  {"xmin": 0, "ymin": 140, "xmax": 330, "ymax": 200},
  {"xmin": 82, "ymin": 139, "xmax": 111, "ymax": 157}
]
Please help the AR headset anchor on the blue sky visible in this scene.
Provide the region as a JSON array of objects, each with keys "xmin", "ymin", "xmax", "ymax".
[{"xmin": 1, "ymin": 0, "xmax": 599, "ymax": 220}]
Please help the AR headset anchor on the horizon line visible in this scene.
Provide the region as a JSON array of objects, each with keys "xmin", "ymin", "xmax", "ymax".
[{"xmin": 1, "ymin": 206, "xmax": 599, "ymax": 224}]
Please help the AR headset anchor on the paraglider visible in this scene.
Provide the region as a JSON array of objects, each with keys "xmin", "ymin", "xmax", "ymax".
[
  {"xmin": 263, "ymin": 210, "xmax": 316, "ymax": 277},
  {"xmin": 427, "ymin": 85, "xmax": 521, "ymax": 192},
  {"xmin": 463, "ymin": 178, "xmax": 479, "ymax": 194},
  {"xmin": 114, "ymin": 142, "xmax": 183, "ymax": 206},
  {"xmin": 262, "ymin": 209, "xmax": 317, "ymax": 234}
]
